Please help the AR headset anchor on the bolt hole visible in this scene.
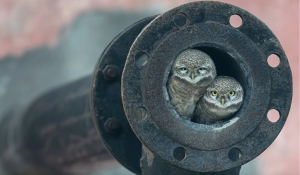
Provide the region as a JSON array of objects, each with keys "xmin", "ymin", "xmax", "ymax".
[
  {"xmin": 173, "ymin": 147, "xmax": 186, "ymax": 161},
  {"xmin": 229, "ymin": 14, "xmax": 243, "ymax": 28},
  {"xmin": 135, "ymin": 52, "xmax": 148, "ymax": 67},
  {"xmin": 268, "ymin": 54, "xmax": 280, "ymax": 67},
  {"xmin": 228, "ymin": 148, "xmax": 242, "ymax": 161},
  {"xmin": 267, "ymin": 109, "xmax": 280, "ymax": 123},
  {"xmin": 173, "ymin": 13, "xmax": 187, "ymax": 27},
  {"xmin": 134, "ymin": 107, "xmax": 147, "ymax": 120}
]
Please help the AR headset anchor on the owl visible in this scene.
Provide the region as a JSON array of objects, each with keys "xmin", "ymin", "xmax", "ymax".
[
  {"xmin": 194, "ymin": 76, "xmax": 244, "ymax": 124},
  {"xmin": 167, "ymin": 49, "xmax": 217, "ymax": 121}
]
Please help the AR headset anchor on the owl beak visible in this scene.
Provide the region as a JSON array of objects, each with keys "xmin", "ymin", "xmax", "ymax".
[
  {"xmin": 221, "ymin": 96, "xmax": 226, "ymax": 106},
  {"xmin": 190, "ymin": 72, "xmax": 195, "ymax": 80}
]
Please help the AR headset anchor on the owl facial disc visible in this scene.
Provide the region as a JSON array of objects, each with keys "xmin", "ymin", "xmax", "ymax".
[
  {"xmin": 172, "ymin": 49, "xmax": 217, "ymax": 86},
  {"xmin": 201, "ymin": 76, "xmax": 244, "ymax": 119}
]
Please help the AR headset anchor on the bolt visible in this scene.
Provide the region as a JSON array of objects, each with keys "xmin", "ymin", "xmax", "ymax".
[
  {"xmin": 102, "ymin": 65, "xmax": 119, "ymax": 81},
  {"xmin": 104, "ymin": 118, "xmax": 120, "ymax": 134},
  {"xmin": 107, "ymin": 68, "xmax": 117, "ymax": 78}
]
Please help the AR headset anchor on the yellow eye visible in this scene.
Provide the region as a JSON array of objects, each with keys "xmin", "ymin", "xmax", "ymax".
[
  {"xmin": 211, "ymin": 91, "xmax": 218, "ymax": 96},
  {"xmin": 199, "ymin": 67, "xmax": 206, "ymax": 71},
  {"xmin": 229, "ymin": 91, "xmax": 235, "ymax": 96},
  {"xmin": 180, "ymin": 67, "xmax": 187, "ymax": 71}
]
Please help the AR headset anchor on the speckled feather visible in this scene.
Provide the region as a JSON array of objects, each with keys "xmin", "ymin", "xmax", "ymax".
[
  {"xmin": 195, "ymin": 76, "xmax": 244, "ymax": 124},
  {"xmin": 167, "ymin": 49, "xmax": 216, "ymax": 121}
]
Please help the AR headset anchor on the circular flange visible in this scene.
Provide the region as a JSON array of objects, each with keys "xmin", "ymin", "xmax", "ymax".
[
  {"xmin": 122, "ymin": 1, "xmax": 292, "ymax": 172},
  {"xmin": 91, "ymin": 16, "xmax": 156, "ymax": 174}
]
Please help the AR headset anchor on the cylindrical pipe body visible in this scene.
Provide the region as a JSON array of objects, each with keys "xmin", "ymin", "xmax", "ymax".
[{"xmin": 0, "ymin": 76, "xmax": 115, "ymax": 175}]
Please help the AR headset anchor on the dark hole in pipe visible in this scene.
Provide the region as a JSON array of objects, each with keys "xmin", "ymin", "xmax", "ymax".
[
  {"xmin": 195, "ymin": 46, "xmax": 246, "ymax": 89},
  {"xmin": 228, "ymin": 148, "xmax": 242, "ymax": 161},
  {"xmin": 173, "ymin": 147, "xmax": 186, "ymax": 161}
]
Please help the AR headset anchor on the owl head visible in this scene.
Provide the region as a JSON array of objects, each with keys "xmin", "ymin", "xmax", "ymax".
[
  {"xmin": 200, "ymin": 76, "xmax": 244, "ymax": 118},
  {"xmin": 171, "ymin": 49, "xmax": 217, "ymax": 87}
]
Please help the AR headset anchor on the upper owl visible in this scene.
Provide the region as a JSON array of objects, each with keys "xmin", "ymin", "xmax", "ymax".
[
  {"xmin": 167, "ymin": 49, "xmax": 216, "ymax": 121},
  {"xmin": 171, "ymin": 49, "xmax": 217, "ymax": 87},
  {"xmin": 194, "ymin": 76, "xmax": 244, "ymax": 124}
]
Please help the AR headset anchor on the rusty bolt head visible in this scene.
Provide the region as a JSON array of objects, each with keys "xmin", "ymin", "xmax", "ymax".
[
  {"xmin": 102, "ymin": 65, "xmax": 119, "ymax": 81},
  {"xmin": 104, "ymin": 118, "xmax": 120, "ymax": 134},
  {"xmin": 107, "ymin": 68, "xmax": 117, "ymax": 78}
]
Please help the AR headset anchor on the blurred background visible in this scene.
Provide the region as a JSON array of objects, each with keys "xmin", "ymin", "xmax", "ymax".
[{"xmin": 0, "ymin": 0, "xmax": 298, "ymax": 175}]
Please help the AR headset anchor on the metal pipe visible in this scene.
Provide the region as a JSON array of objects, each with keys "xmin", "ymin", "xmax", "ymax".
[
  {"xmin": 121, "ymin": 1, "xmax": 292, "ymax": 174},
  {"xmin": 0, "ymin": 76, "xmax": 115, "ymax": 175},
  {"xmin": 0, "ymin": 2, "xmax": 292, "ymax": 174},
  {"xmin": 0, "ymin": 75, "xmax": 241, "ymax": 175}
]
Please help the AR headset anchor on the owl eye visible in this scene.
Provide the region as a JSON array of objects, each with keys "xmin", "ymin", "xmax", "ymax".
[
  {"xmin": 180, "ymin": 67, "xmax": 187, "ymax": 71},
  {"xmin": 229, "ymin": 91, "xmax": 235, "ymax": 97},
  {"xmin": 198, "ymin": 67, "xmax": 207, "ymax": 73},
  {"xmin": 179, "ymin": 67, "xmax": 188, "ymax": 73},
  {"xmin": 211, "ymin": 91, "xmax": 218, "ymax": 96}
]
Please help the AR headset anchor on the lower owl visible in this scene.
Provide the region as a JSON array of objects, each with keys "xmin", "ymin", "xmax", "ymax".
[{"xmin": 194, "ymin": 76, "xmax": 244, "ymax": 124}]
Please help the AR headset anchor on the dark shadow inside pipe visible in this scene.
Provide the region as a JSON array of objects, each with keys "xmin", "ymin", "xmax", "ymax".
[{"xmin": 196, "ymin": 46, "xmax": 246, "ymax": 90}]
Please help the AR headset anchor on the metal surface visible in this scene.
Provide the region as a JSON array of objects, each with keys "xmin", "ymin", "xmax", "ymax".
[
  {"xmin": 122, "ymin": 1, "xmax": 292, "ymax": 172},
  {"xmin": 91, "ymin": 16, "xmax": 157, "ymax": 175},
  {"xmin": 0, "ymin": 2, "xmax": 292, "ymax": 174},
  {"xmin": 104, "ymin": 118, "xmax": 121, "ymax": 134},
  {"xmin": 0, "ymin": 76, "xmax": 115, "ymax": 175},
  {"xmin": 102, "ymin": 65, "xmax": 120, "ymax": 81},
  {"xmin": 141, "ymin": 146, "xmax": 241, "ymax": 175}
]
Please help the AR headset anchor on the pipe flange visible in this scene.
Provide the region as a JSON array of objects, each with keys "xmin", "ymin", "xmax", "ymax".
[
  {"xmin": 122, "ymin": 1, "xmax": 292, "ymax": 172},
  {"xmin": 91, "ymin": 16, "xmax": 156, "ymax": 174}
]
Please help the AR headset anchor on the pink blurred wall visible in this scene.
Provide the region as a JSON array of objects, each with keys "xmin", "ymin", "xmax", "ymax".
[{"xmin": 0, "ymin": 0, "xmax": 298, "ymax": 174}]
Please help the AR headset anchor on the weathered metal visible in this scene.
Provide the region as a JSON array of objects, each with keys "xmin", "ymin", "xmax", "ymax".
[
  {"xmin": 122, "ymin": 1, "xmax": 292, "ymax": 173},
  {"xmin": 0, "ymin": 1, "xmax": 292, "ymax": 175},
  {"xmin": 102, "ymin": 64, "xmax": 119, "ymax": 81},
  {"xmin": 141, "ymin": 146, "xmax": 241, "ymax": 175},
  {"xmin": 0, "ymin": 16, "xmax": 156, "ymax": 175},
  {"xmin": 0, "ymin": 76, "xmax": 115, "ymax": 175},
  {"xmin": 91, "ymin": 16, "xmax": 157, "ymax": 174},
  {"xmin": 104, "ymin": 118, "xmax": 121, "ymax": 134},
  {"xmin": 91, "ymin": 14, "xmax": 242, "ymax": 175}
]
